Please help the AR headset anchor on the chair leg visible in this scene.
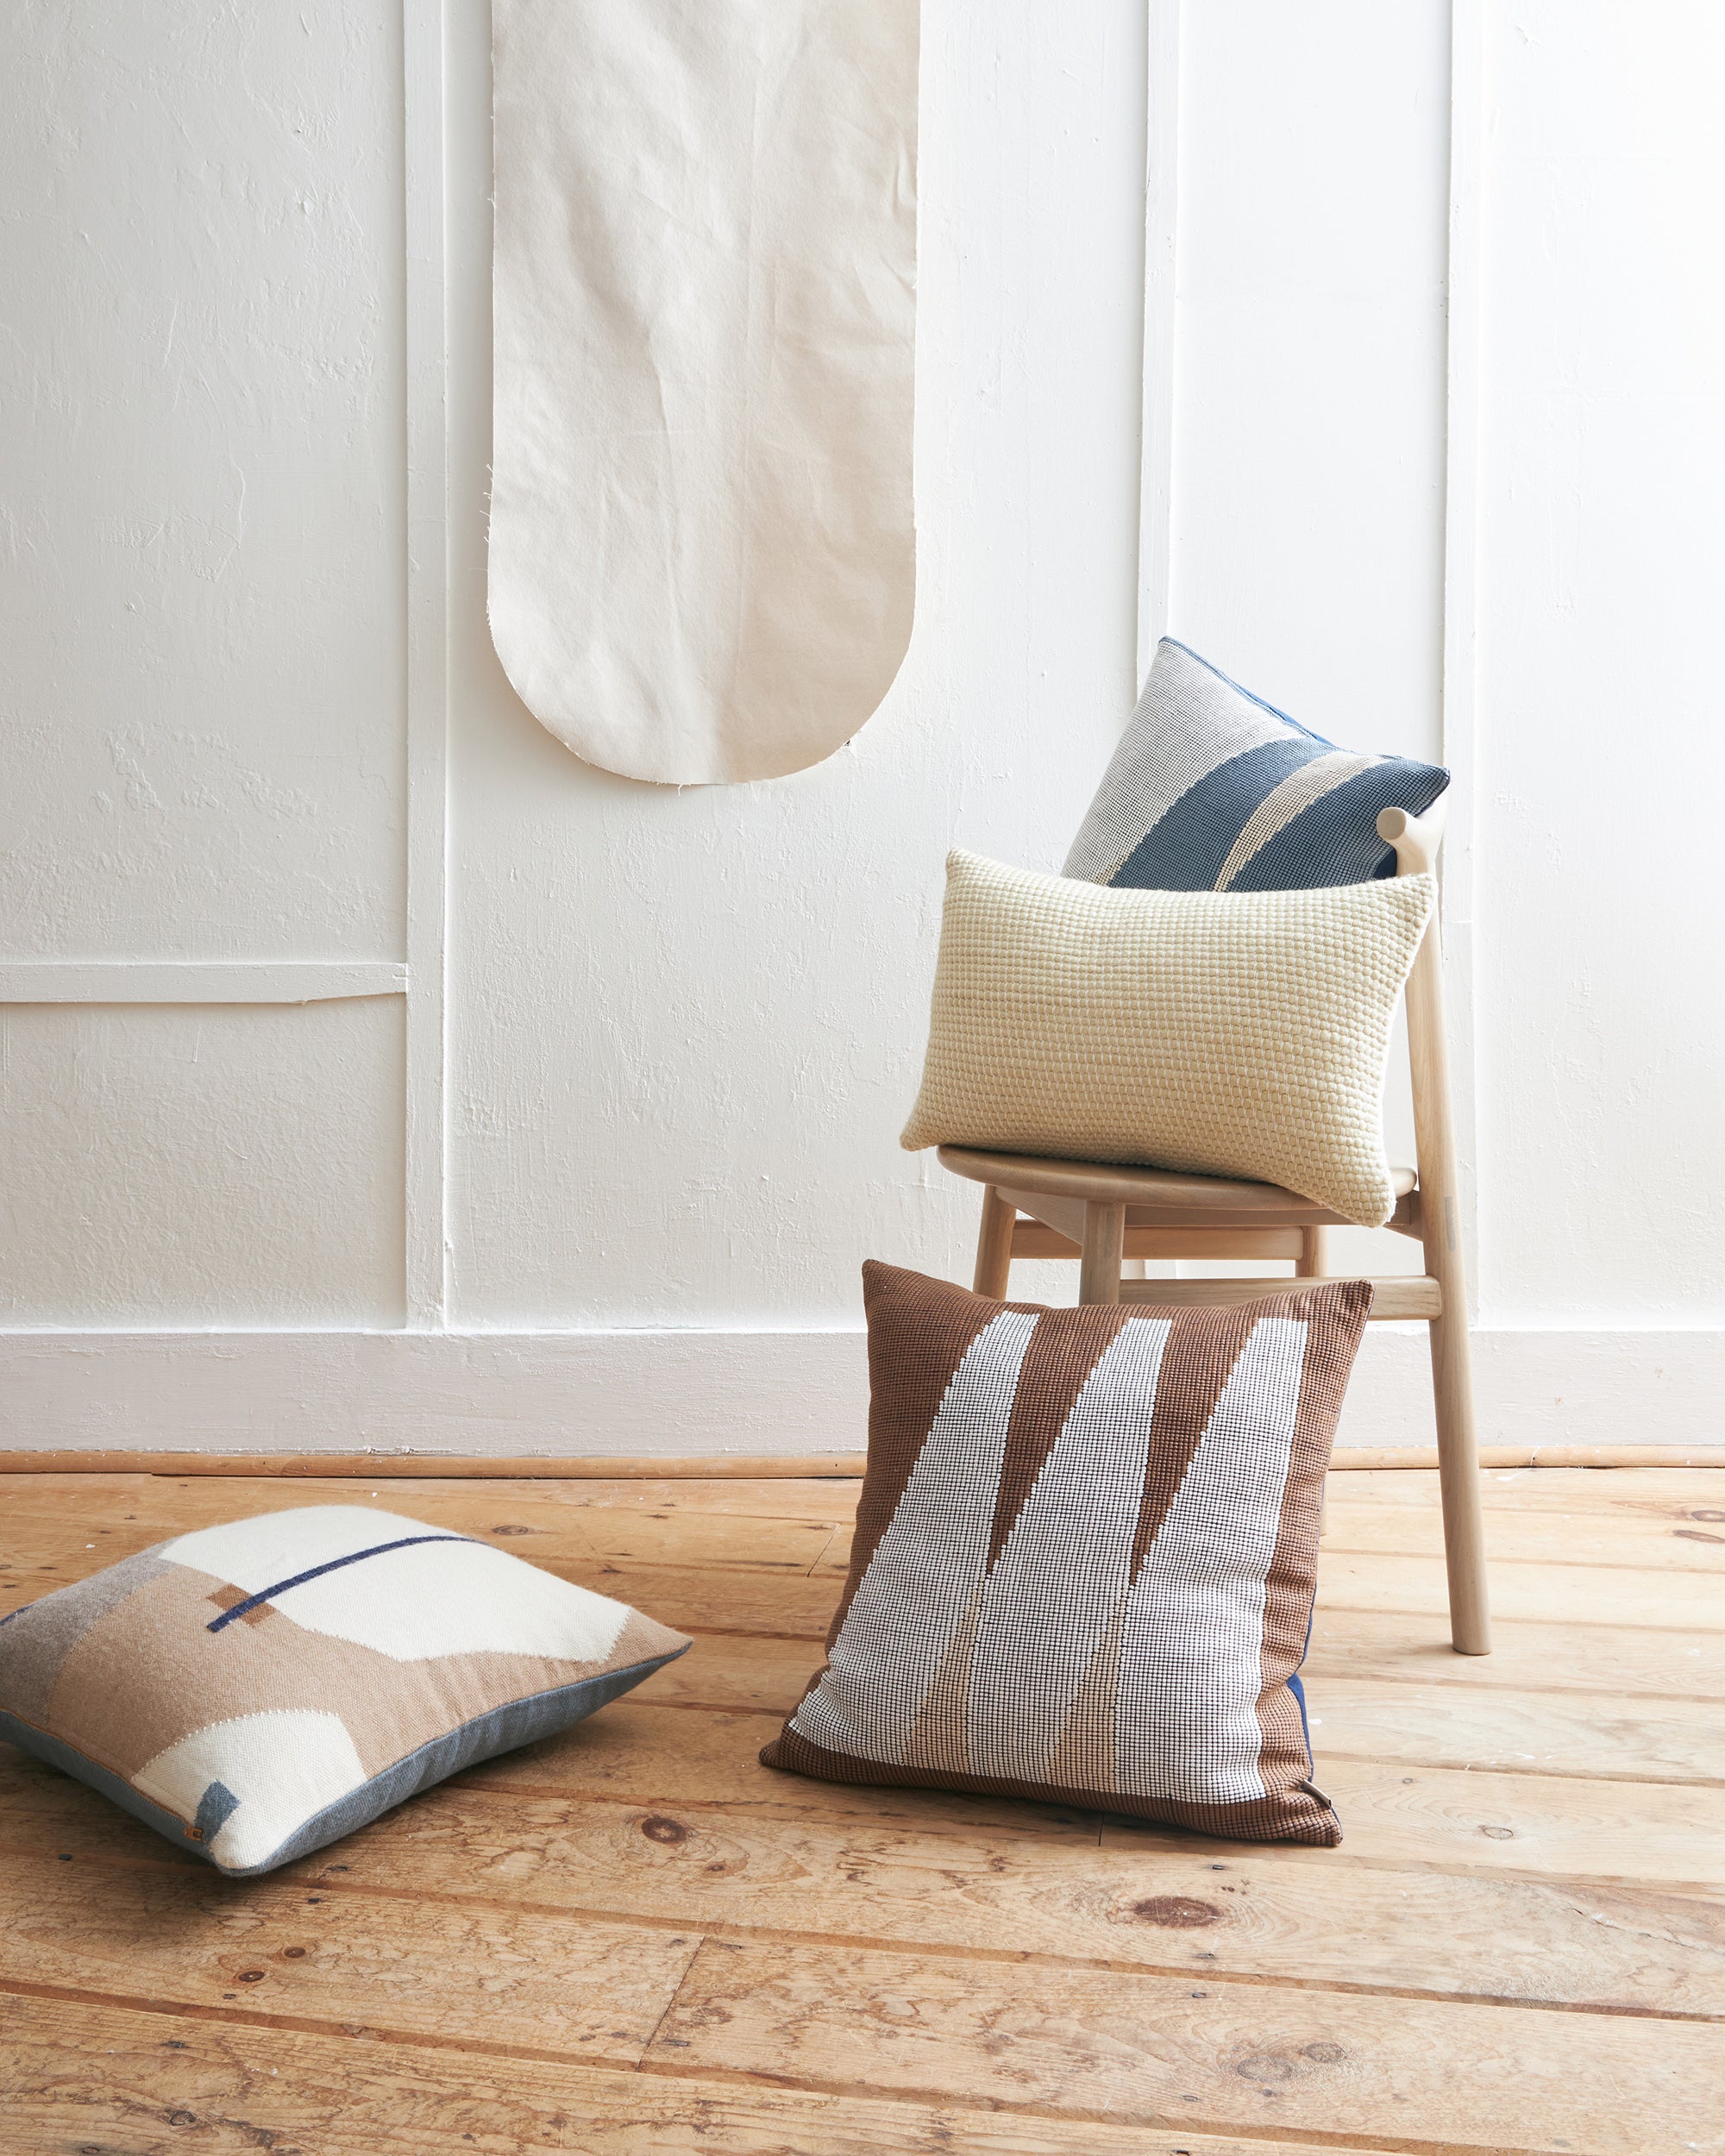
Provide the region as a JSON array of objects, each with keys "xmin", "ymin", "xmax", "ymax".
[
  {"xmin": 1078, "ymin": 1200, "xmax": 1126, "ymax": 1306},
  {"xmin": 973, "ymin": 1185, "xmax": 1016, "ymax": 1300},
  {"xmin": 1429, "ymin": 1294, "xmax": 1491, "ymax": 1654},
  {"xmin": 1295, "ymin": 1225, "xmax": 1328, "ymax": 1278},
  {"xmin": 1400, "ymin": 891, "xmax": 1491, "ymax": 1654}
]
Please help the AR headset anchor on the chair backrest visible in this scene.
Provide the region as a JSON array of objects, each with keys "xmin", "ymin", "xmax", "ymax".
[
  {"xmin": 1376, "ymin": 799, "xmax": 1458, "ymax": 1255},
  {"xmin": 1377, "ymin": 796, "xmax": 1447, "ymax": 881}
]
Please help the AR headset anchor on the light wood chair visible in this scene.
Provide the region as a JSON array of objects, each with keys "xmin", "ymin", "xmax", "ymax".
[{"xmin": 941, "ymin": 800, "xmax": 1490, "ymax": 1655}]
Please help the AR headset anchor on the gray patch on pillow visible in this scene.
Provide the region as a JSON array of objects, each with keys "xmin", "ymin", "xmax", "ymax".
[{"xmin": 0, "ymin": 1550, "xmax": 175, "ymax": 1722}]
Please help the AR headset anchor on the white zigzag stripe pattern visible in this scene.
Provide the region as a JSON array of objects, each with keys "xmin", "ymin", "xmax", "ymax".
[
  {"xmin": 790, "ymin": 1309, "xmax": 1038, "ymax": 1765},
  {"xmin": 1111, "ymin": 1315, "xmax": 1308, "ymax": 1802},
  {"xmin": 793, "ymin": 1311, "xmax": 1306, "ymax": 1803},
  {"xmin": 964, "ymin": 1318, "xmax": 1173, "ymax": 1785}
]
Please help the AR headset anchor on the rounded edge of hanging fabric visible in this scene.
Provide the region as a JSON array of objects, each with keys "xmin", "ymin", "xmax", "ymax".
[{"xmin": 486, "ymin": 567, "xmax": 917, "ymax": 790}]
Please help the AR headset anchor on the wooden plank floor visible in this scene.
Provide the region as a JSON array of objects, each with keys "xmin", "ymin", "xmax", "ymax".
[{"xmin": 2, "ymin": 1466, "xmax": 1722, "ymax": 2154}]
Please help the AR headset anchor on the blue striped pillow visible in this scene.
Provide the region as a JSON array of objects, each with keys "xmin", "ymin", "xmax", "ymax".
[{"xmin": 1064, "ymin": 639, "xmax": 1449, "ymax": 891}]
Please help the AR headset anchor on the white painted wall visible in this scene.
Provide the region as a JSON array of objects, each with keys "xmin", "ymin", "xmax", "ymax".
[
  {"xmin": 1158, "ymin": 0, "xmax": 1452, "ymax": 1294},
  {"xmin": 1167, "ymin": 2, "xmax": 1452, "ymax": 757},
  {"xmin": 1472, "ymin": 1, "xmax": 1725, "ymax": 1328},
  {"xmin": 0, "ymin": 0, "xmax": 407, "ymax": 963},
  {"xmin": 0, "ymin": 1000, "xmax": 405, "ymax": 1327},
  {"xmin": 2, "ymin": 2, "xmax": 1719, "ymax": 1451}
]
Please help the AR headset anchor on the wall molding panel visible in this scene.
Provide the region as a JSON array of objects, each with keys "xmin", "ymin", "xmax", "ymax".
[
  {"xmin": 403, "ymin": 0, "xmax": 453, "ymax": 1332},
  {"xmin": 1135, "ymin": 0, "xmax": 1181, "ymax": 678},
  {"xmin": 0, "ymin": 963, "xmax": 407, "ymax": 1005},
  {"xmin": 1440, "ymin": 0, "xmax": 1487, "ymax": 1310}
]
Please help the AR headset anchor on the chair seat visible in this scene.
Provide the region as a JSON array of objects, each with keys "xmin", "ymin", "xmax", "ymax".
[{"xmin": 937, "ymin": 1144, "xmax": 1416, "ymax": 1219}]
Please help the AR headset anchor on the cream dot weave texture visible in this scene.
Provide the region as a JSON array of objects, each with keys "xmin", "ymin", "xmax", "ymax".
[{"xmin": 900, "ymin": 851, "xmax": 1435, "ymax": 1228}]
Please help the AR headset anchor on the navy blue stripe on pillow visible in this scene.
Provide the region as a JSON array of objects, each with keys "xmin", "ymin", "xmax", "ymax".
[
  {"xmin": 1226, "ymin": 760, "xmax": 1452, "ymax": 891},
  {"xmin": 1066, "ymin": 638, "xmax": 1452, "ymax": 893},
  {"xmin": 1107, "ymin": 736, "xmax": 1329, "ymax": 891},
  {"xmin": 206, "ymin": 1534, "xmax": 474, "ymax": 1633}
]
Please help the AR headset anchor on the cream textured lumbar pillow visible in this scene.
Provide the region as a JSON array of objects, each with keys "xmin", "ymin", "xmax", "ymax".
[{"xmin": 900, "ymin": 850, "xmax": 1435, "ymax": 1227}]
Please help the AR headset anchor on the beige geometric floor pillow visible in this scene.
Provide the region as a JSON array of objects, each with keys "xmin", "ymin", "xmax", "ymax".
[
  {"xmin": 0, "ymin": 1507, "xmax": 689, "ymax": 1875},
  {"xmin": 901, "ymin": 850, "xmax": 1434, "ymax": 1227}
]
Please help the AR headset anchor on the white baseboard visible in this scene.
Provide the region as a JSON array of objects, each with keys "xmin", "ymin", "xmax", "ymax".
[
  {"xmin": 1336, "ymin": 1326, "xmax": 1724, "ymax": 1448},
  {"xmin": 1, "ymin": 1325, "xmax": 1721, "ymax": 1457},
  {"xmin": 0, "ymin": 1330, "xmax": 865, "ymax": 1458}
]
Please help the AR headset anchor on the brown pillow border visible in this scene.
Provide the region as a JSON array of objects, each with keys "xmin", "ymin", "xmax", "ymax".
[{"xmin": 762, "ymin": 1263, "xmax": 1371, "ymax": 1846}]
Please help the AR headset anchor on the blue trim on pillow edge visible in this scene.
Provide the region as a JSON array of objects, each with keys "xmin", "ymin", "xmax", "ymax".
[
  {"xmin": 1158, "ymin": 636, "xmax": 1333, "ymax": 746},
  {"xmin": 1288, "ymin": 1595, "xmax": 1321, "ymax": 1778},
  {"xmin": 0, "ymin": 1639, "xmax": 690, "ymax": 1878},
  {"xmin": 1286, "ymin": 1669, "xmax": 1315, "ymax": 1777}
]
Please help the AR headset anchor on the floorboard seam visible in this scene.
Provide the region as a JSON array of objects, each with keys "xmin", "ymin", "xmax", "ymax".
[
  {"xmin": 2, "ymin": 1855, "xmax": 1716, "ymax": 2024},
  {"xmin": 0, "ymin": 1978, "xmax": 1583, "ymax": 2156},
  {"xmin": 0, "ymin": 1974, "xmax": 649, "ymax": 2072},
  {"xmin": 629, "ymin": 2057, "xmax": 1565, "ymax": 2156},
  {"xmin": 9, "ymin": 1814, "xmax": 1713, "ymax": 1898},
  {"xmin": 800, "ymin": 1524, "xmax": 844, "ymax": 1577},
  {"xmin": 1306, "ymin": 1750, "xmax": 1725, "ymax": 1790},
  {"xmin": 637, "ymin": 1929, "xmax": 712, "ymax": 2065},
  {"xmin": 22, "ymin": 1760, "xmax": 1717, "ymax": 1888}
]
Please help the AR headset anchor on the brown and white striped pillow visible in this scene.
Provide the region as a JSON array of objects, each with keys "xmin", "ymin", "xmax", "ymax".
[{"xmin": 762, "ymin": 1262, "xmax": 1371, "ymax": 1845}]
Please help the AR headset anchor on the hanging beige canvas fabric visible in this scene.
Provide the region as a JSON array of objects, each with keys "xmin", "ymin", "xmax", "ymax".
[{"xmin": 490, "ymin": 1, "xmax": 919, "ymax": 785}]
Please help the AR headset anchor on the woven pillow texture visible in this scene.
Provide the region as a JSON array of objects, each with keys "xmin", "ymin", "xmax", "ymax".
[
  {"xmin": 1065, "ymin": 637, "xmax": 1450, "ymax": 892},
  {"xmin": 762, "ymin": 1263, "xmax": 1371, "ymax": 1845},
  {"xmin": 0, "ymin": 1505, "xmax": 689, "ymax": 1876},
  {"xmin": 900, "ymin": 849, "xmax": 1433, "ymax": 1227}
]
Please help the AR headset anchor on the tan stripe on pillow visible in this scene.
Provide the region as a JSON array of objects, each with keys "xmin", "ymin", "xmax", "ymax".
[{"xmin": 1213, "ymin": 751, "xmax": 1380, "ymax": 889}]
